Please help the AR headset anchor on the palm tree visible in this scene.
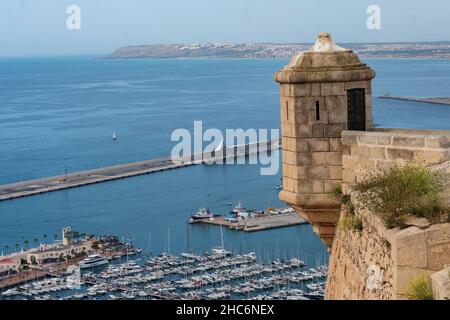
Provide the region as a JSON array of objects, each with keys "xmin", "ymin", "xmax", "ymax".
[
  {"xmin": 24, "ymin": 239, "xmax": 29, "ymax": 249},
  {"xmin": 15, "ymin": 243, "xmax": 19, "ymax": 252},
  {"xmin": 33, "ymin": 238, "xmax": 39, "ymax": 247},
  {"xmin": 43, "ymin": 234, "xmax": 47, "ymax": 242},
  {"xmin": 4, "ymin": 245, "xmax": 9, "ymax": 254}
]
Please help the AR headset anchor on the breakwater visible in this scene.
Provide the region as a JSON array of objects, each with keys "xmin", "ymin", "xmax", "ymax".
[
  {"xmin": 379, "ymin": 95, "xmax": 450, "ymax": 106},
  {"xmin": 0, "ymin": 140, "xmax": 280, "ymax": 202}
]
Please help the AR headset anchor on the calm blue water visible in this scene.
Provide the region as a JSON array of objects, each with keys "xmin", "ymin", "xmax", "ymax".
[{"xmin": 0, "ymin": 57, "xmax": 449, "ymax": 263}]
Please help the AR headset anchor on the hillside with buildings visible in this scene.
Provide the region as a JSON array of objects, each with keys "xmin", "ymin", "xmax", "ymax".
[{"xmin": 108, "ymin": 42, "xmax": 450, "ymax": 59}]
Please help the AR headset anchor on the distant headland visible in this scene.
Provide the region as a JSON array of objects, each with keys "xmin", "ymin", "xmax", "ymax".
[{"xmin": 107, "ymin": 42, "xmax": 450, "ymax": 59}]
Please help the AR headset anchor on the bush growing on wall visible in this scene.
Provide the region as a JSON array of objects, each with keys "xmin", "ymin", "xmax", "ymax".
[
  {"xmin": 354, "ymin": 162, "xmax": 449, "ymax": 228},
  {"xmin": 405, "ymin": 274, "xmax": 434, "ymax": 300},
  {"xmin": 331, "ymin": 187, "xmax": 363, "ymax": 232}
]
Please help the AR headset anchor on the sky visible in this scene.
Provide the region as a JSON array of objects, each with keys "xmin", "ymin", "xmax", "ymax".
[{"xmin": 0, "ymin": 0, "xmax": 450, "ymax": 56}]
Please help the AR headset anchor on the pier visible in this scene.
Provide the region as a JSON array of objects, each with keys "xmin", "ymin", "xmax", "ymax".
[
  {"xmin": 192, "ymin": 212, "xmax": 308, "ymax": 232},
  {"xmin": 379, "ymin": 95, "xmax": 450, "ymax": 106},
  {"xmin": 0, "ymin": 140, "xmax": 280, "ymax": 202}
]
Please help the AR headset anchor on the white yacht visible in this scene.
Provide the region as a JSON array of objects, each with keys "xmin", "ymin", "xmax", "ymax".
[{"xmin": 79, "ymin": 254, "xmax": 109, "ymax": 269}]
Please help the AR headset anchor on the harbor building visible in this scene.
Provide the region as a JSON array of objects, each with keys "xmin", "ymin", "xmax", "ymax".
[
  {"xmin": 275, "ymin": 32, "xmax": 375, "ymax": 247},
  {"xmin": 0, "ymin": 257, "xmax": 21, "ymax": 277},
  {"xmin": 27, "ymin": 227, "xmax": 96, "ymax": 265}
]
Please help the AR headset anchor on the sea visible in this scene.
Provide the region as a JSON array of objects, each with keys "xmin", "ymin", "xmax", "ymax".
[{"xmin": 1, "ymin": 57, "xmax": 450, "ymax": 265}]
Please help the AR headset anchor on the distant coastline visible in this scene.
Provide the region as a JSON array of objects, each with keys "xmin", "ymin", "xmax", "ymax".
[{"xmin": 107, "ymin": 42, "xmax": 450, "ymax": 60}]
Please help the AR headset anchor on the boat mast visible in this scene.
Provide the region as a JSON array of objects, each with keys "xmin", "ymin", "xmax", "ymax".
[
  {"xmin": 220, "ymin": 224, "xmax": 224, "ymax": 249},
  {"xmin": 147, "ymin": 232, "xmax": 152, "ymax": 257},
  {"xmin": 167, "ymin": 227, "xmax": 171, "ymax": 255},
  {"xmin": 186, "ymin": 222, "xmax": 190, "ymax": 253}
]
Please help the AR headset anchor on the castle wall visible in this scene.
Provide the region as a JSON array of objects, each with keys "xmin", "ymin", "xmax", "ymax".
[
  {"xmin": 326, "ymin": 128, "xmax": 450, "ymax": 300},
  {"xmin": 326, "ymin": 209, "xmax": 395, "ymax": 299},
  {"xmin": 341, "ymin": 128, "xmax": 450, "ymax": 194}
]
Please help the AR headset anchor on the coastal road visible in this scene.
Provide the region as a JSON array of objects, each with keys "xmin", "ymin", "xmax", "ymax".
[{"xmin": 0, "ymin": 140, "xmax": 280, "ymax": 202}]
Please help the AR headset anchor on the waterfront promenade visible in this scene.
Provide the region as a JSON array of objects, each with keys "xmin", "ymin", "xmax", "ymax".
[{"xmin": 0, "ymin": 140, "xmax": 280, "ymax": 202}]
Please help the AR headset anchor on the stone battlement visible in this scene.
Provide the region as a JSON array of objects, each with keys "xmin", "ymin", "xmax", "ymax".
[{"xmin": 341, "ymin": 128, "xmax": 450, "ymax": 194}]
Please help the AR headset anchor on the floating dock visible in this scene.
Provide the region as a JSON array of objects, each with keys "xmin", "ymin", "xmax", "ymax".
[
  {"xmin": 379, "ymin": 95, "xmax": 450, "ymax": 106},
  {"xmin": 193, "ymin": 213, "xmax": 308, "ymax": 232},
  {"xmin": 0, "ymin": 140, "xmax": 280, "ymax": 202}
]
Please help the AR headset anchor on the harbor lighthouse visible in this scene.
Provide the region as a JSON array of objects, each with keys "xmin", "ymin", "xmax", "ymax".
[{"xmin": 275, "ymin": 32, "xmax": 375, "ymax": 247}]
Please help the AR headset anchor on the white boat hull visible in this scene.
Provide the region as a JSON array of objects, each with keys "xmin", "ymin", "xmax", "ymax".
[{"xmin": 79, "ymin": 259, "xmax": 109, "ymax": 269}]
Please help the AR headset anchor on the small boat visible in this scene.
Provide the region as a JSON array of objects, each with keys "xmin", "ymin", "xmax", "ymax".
[
  {"xmin": 189, "ymin": 208, "xmax": 213, "ymax": 221},
  {"xmin": 112, "ymin": 132, "xmax": 117, "ymax": 141},
  {"xmin": 138, "ymin": 290, "xmax": 148, "ymax": 297},
  {"xmin": 1, "ymin": 288, "xmax": 19, "ymax": 297},
  {"xmin": 303, "ymin": 291, "xmax": 324, "ymax": 300},
  {"xmin": 79, "ymin": 254, "xmax": 109, "ymax": 269},
  {"xmin": 210, "ymin": 247, "xmax": 232, "ymax": 257},
  {"xmin": 230, "ymin": 202, "xmax": 250, "ymax": 219}
]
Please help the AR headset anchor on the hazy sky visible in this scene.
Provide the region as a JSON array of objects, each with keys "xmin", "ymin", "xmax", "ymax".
[{"xmin": 1, "ymin": 0, "xmax": 449, "ymax": 56}]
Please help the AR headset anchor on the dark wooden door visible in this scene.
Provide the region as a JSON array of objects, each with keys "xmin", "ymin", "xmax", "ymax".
[{"xmin": 347, "ymin": 88, "xmax": 366, "ymax": 131}]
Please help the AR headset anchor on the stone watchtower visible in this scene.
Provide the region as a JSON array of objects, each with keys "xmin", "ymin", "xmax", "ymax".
[{"xmin": 275, "ymin": 33, "xmax": 375, "ymax": 248}]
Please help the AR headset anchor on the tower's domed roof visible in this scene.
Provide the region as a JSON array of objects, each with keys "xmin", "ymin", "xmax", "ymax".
[{"xmin": 275, "ymin": 32, "xmax": 375, "ymax": 83}]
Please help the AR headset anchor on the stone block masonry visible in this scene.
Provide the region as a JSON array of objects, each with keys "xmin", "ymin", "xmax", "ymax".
[
  {"xmin": 341, "ymin": 128, "xmax": 450, "ymax": 194},
  {"xmin": 326, "ymin": 128, "xmax": 450, "ymax": 300}
]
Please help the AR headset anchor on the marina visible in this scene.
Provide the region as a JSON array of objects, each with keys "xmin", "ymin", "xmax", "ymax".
[{"xmin": 1, "ymin": 249, "xmax": 327, "ymax": 301}]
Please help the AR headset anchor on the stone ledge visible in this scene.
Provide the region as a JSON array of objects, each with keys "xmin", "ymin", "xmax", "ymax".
[{"xmin": 431, "ymin": 267, "xmax": 450, "ymax": 300}]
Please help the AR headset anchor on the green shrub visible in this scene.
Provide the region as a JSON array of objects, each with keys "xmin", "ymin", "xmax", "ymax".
[
  {"xmin": 354, "ymin": 162, "xmax": 449, "ymax": 228},
  {"xmin": 331, "ymin": 187, "xmax": 363, "ymax": 232},
  {"xmin": 339, "ymin": 213, "xmax": 363, "ymax": 232},
  {"xmin": 405, "ymin": 275, "xmax": 434, "ymax": 300}
]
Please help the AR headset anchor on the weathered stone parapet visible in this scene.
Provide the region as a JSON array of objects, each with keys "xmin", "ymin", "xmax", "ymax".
[
  {"xmin": 431, "ymin": 267, "xmax": 450, "ymax": 300},
  {"xmin": 341, "ymin": 128, "xmax": 450, "ymax": 194},
  {"xmin": 327, "ymin": 128, "xmax": 450, "ymax": 299},
  {"xmin": 392, "ymin": 223, "xmax": 450, "ymax": 299}
]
